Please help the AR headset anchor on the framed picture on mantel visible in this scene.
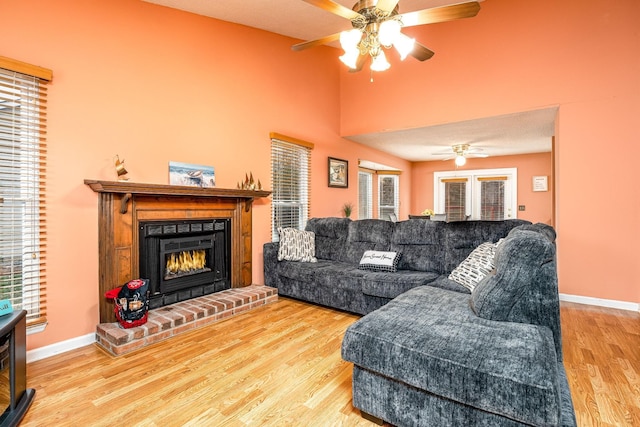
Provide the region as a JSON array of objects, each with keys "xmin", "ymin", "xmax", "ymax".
[
  {"xmin": 328, "ymin": 157, "xmax": 348, "ymax": 188},
  {"xmin": 169, "ymin": 161, "xmax": 215, "ymax": 188}
]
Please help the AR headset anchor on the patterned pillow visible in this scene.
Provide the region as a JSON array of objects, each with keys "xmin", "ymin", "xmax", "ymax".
[
  {"xmin": 359, "ymin": 250, "xmax": 400, "ymax": 272},
  {"xmin": 277, "ymin": 228, "xmax": 317, "ymax": 263},
  {"xmin": 448, "ymin": 242, "xmax": 496, "ymax": 291}
]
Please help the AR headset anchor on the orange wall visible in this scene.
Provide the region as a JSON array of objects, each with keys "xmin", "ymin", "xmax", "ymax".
[
  {"xmin": 0, "ymin": 0, "xmax": 411, "ymax": 350},
  {"xmin": 341, "ymin": 0, "xmax": 640, "ymax": 304},
  {"xmin": 411, "ymin": 152, "xmax": 554, "ymax": 224}
]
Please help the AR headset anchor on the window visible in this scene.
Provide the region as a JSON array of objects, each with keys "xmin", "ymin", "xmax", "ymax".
[
  {"xmin": 434, "ymin": 168, "xmax": 517, "ymax": 220},
  {"xmin": 444, "ymin": 179, "xmax": 468, "ymax": 222},
  {"xmin": 479, "ymin": 178, "xmax": 505, "ymax": 220},
  {"xmin": 378, "ymin": 174, "xmax": 399, "ymax": 221},
  {"xmin": 270, "ymin": 133, "xmax": 313, "ymax": 241},
  {"xmin": 358, "ymin": 171, "xmax": 373, "ymax": 219},
  {"xmin": 0, "ymin": 57, "xmax": 52, "ymax": 327}
]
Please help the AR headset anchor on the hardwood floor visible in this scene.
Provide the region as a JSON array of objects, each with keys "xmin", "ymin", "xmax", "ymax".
[
  {"xmin": 561, "ymin": 302, "xmax": 640, "ymax": 426},
  {"xmin": 22, "ymin": 298, "xmax": 640, "ymax": 426}
]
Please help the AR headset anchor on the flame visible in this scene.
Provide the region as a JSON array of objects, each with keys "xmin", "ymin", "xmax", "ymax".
[{"xmin": 166, "ymin": 250, "xmax": 207, "ymax": 275}]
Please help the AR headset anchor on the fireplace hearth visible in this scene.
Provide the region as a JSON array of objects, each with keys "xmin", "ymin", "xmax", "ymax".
[{"xmin": 139, "ymin": 219, "xmax": 231, "ymax": 309}]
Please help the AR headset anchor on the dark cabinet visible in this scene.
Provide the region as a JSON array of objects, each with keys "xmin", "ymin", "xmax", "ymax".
[{"xmin": 0, "ymin": 310, "xmax": 35, "ymax": 426}]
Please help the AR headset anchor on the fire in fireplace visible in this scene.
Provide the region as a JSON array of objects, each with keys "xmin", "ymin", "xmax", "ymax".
[
  {"xmin": 139, "ymin": 219, "xmax": 231, "ymax": 309},
  {"xmin": 165, "ymin": 249, "xmax": 209, "ymax": 278}
]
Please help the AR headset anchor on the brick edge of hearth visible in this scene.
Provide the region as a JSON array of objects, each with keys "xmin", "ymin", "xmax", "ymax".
[{"xmin": 95, "ymin": 285, "xmax": 279, "ymax": 356}]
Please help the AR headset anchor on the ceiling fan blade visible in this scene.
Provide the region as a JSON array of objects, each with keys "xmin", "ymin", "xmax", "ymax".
[
  {"xmin": 292, "ymin": 32, "xmax": 341, "ymax": 51},
  {"xmin": 410, "ymin": 42, "xmax": 435, "ymax": 61},
  {"xmin": 349, "ymin": 53, "xmax": 369, "ymax": 73},
  {"xmin": 399, "ymin": 2, "xmax": 481, "ymax": 28},
  {"xmin": 375, "ymin": 0, "xmax": 400, "ymax": 15},
  {"xmin": 468, "ymin": 153, "xmax": 489, "ymax": 158},
  {"xmin": 303, "ymin": 0, "xmax": 362, "ymax": 20}
]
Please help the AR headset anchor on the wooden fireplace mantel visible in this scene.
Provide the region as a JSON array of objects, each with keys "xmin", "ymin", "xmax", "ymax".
[
  {"xmin": 84, "ymin": 180, "xmax": 271, "ymax": 214},
  {"xmin": 85, "ymin": 180, "xmax": 271, "ymax": 323}
]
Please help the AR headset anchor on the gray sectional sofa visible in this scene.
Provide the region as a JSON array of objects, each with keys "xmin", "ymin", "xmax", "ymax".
[
  {"xmin": 263, "ymin": 217, "xmax": 529, "ymax": 314},
  {"xmin": 263, "ymin": 217, "xmax": 576, "ymax": 426}
]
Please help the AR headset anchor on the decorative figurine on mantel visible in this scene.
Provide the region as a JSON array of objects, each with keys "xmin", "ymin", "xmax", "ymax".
[
  {"xmin": 237, "ymin": 172, "xmax": 262, "ymax": 191},
  {"xmin": 114, "ymin": 155, "xmax": 129, "ymax": 181}
]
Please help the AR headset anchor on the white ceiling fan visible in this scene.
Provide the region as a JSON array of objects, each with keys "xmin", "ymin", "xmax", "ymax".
[{"xmin": 432, "ymin": 143, "xmax": 489, "ymax": 166}]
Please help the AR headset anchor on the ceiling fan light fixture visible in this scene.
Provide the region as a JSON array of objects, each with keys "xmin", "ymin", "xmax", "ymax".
[
  {"xmin": 339, "ymin": 49, "xmax": 360, "ymax": 69},
  {"xmin": 455, "ymin": 155, "xmax": 467, "ymax": 167},
  {"xmin": 393, "ymin": 33, "xmax": 415, "ymax": 60},
  {"xmin": 378, "ymin": 19, "xmax": 401, "ymax": 47},
  {"xmin": 370, "ymin": 50, "xmax": 390, "ymax": 72},
  {"xmin": 293, "ymin": 1, "xmax": 481, "ymax": 75},
  {"xmin": 340, "ymin": 29, "xmax": 363, "ymax": 51}
]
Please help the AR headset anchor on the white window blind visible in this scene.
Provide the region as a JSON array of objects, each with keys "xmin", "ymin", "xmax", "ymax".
[
  {"xmin": 378, "ymin": 174, "xmax": 399, "ymax": 221},
  {"xmin": 444, "ymin": 179, "xmax": 468, "ymax": 222},
  {"xmin": 0, "ymin": 56, "xmax": 52, "ymax": 326},
  {"xmin": 270, "ymin": 134, "xmax": 312, "ymax": 241},
  {"xmin": 479, "ymin": 179, "xmax": 505, "ymax": 220},
  {"xmin": 358, "ymin": 171, "xmax": 372, "ymax": 219}
]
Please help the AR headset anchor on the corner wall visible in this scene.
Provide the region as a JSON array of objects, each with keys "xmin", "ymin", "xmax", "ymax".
[{"xmin": 341, "ymin": 0, "xmax": 640, "ymax": 304}]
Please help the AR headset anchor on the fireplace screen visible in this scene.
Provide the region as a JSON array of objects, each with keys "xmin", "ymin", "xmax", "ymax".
[{"xmin": 139, "ymin": 219, "xmax": 230, "ymax": 309}]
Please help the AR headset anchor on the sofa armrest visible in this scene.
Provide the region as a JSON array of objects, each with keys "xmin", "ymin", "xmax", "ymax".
[{"xmin": 263, "ymin": 242, "xmax": 280, "ymax": 288}]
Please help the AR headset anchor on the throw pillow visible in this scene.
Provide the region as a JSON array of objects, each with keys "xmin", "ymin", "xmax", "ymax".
[
  {"xmin": 277, "ymin": 228, "xmax": 317, "ymax": 262},
  {"xmin": 359, "ymin": 250, "xmax": 400, "ymax": 272},
  {"xmin": 448, "ymin": 242, "xmax": 497, "ymax": 291}
]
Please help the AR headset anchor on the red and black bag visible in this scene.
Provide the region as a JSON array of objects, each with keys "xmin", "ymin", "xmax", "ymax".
[{"xmin": 105, "ymin": 279, "xmax": 150, "ymax": 328}]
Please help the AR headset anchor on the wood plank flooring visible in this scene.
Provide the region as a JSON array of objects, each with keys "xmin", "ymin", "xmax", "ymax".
[
  {"xmin": 561, "ymin": 302, "xmax": 640, "ymax": 426},
  {"xmin": 21, "ymin": 298, "xmax": 640, "ymax": 426}
]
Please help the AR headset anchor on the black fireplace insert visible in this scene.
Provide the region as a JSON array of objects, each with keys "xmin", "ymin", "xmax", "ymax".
[{"xmin": 139, "ymin": 218, "xmax": 231, "ymax": 309}]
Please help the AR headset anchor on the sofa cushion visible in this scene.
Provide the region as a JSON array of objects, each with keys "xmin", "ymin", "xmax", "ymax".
[
  {"xmin": 343, "ymin": 220, "xmax": 394, "ymax": 265},
  {"xmin": 390, "ymin": 220, "xmax": 444, "ymax": 272},
  {"xmin": 358, "ymin": 250, "xmax": 400, "ymax": 272},
  {"xmin": 279, "ymin": 259, "xmax": 382, "ymax": 294},
  {"xmin": 361, "ymin": 270, "xmax": 439, "ymax": 299},
  {"xmin": 448, "ymin": 241, "xmax": 497, "ymax": 291},
  {"xmin": 342, "ymin": 286, "xmax": 562, "ymax": 426},
  {"xmin": 471, "ymin": 229, "xmax": 563, "ymax": 360},
  {"xmin": 305, "ymin": 217, "xmax": 351, "ymax": 261},
  {"xmin": 442, "ymin": 220, "xmax": 530, "ymax": 273},
  {"xmin": 277, "ymin": 227, "xmax": 317, "ymax": 262}
]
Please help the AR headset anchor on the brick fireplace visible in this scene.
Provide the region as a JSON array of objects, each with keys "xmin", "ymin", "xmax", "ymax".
[{"xmin": 85, "ymin": 180, "xmax": 271, "ymax": 324}]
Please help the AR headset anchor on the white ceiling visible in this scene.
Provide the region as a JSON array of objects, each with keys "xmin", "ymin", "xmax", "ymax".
[
  {"xmin": 142, "ymin": 0, "xmax": 556, "ymax": 162},
  {"xmin": 347, "ymin": 107, "xmax": 557, "ymax": 161}
]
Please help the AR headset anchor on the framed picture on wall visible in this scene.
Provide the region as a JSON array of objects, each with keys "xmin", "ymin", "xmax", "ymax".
[
  {"xmin": 532, "ymin": 175, "xmax": 548, "ymax": 192},
  {"xmin": 328, "ymin": 157, "xmax": 348, "ymax": 188}
]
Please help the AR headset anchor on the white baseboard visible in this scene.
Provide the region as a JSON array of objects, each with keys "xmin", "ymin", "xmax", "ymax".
[
  {"xmin": 27, "ymin": 333, "xmax": 96, "ymax": 363},
  {"xmin": 559, "ymin": 293, "xmax": 640, "ymax": 312}
]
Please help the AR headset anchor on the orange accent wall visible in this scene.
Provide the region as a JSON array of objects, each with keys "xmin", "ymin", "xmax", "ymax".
[
  {"xmin": 411, "ymin": 152, "xmax": 554, "ymax": 224},
  {"xmin": 342, "ymin": 0, "xmax": 640, "ymax": 305}
]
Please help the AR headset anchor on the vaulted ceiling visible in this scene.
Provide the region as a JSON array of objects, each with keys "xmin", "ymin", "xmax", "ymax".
[{"xmin": 143, "ymin": 0, "xmax": 555, "ymax": 161}]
